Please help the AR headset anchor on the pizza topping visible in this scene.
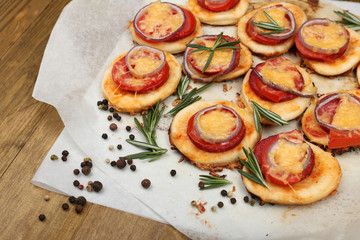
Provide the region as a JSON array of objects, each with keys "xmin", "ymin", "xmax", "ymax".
[
  {"xmin": 125, "ymin": 46, "xmax": 166, "ymax": 78},
  {"xmin": 295, "ymin": 18, "xmax": 349, "ymax": 62},
  {"xmin": 254, "ymin": 130, "xmax": 315, "ymax": 185},
  {"xmin": 187, "ymin": 105, "xmax": 246, "ymax": 152},
  {"xmin": 197, "ymin": 0, "xmax": 240, "ymax": 12},
  {"xmin": 249, "ymin": 58, "xmax": 315, "ymax": 102},
  {"xmin": 247, "ymin": 5, "xmax": 296, "ymax": 45},
  {"xmin": 133, "ymin": 1, "xmax": 196, "ymax": 43},
  {"xmin": 183, "ymin": 34, "xmax": 240, "ymax": 82},
  {"xmin": 111, "ymin": 46, "xmax": 169, "ymax": 93}
]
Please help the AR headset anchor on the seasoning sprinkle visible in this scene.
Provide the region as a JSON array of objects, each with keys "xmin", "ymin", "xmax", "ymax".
[
  {"xmin": 50, "ymin": 154, "xmax": 58, "ymax": 160},
  {"xmin": 62, "ymin": 203, "xmax": 69, "ymax": 210},
  {"xmin": 141, "ymin": 179, "xmax": 151, "ymax": 189},
  {"xmin": 217, "ymin": 201, "xmax": 224, "ymax": 208},
  {"xmin": 38, "ymin": 214, "xmax": 46, "ymax": 221},
  {"xmin": 62, "ymin": 150, "xmax": 69, "ymax": 156}
]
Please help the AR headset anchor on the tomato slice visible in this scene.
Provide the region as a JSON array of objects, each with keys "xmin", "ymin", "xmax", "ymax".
[
  {"xmin": 187, "ymin": 107, "xmax": 246, "ymax": 152},
  {"xmin": 328, "ymin": 129, "xmax": 360, "ymax": 149},
  {"xmin": 197, "ymin": 0, "xmax": 240, "ymax": 12},
  {"xmin": 249, "ymin": 61, "xmax": 298, "ymax": 103},
  {"xmin": 111, "ymin": 56, "xmax": 169, "ymax": 93},
  {"xmin": 295, "ymin": 30, "xmax": 349, "ymax": 62},
  {"xmin": 254, "ymin": 130, "xmax": 315, "ymax": 185},
  {"xmin": 134, "ymin": 6, "xmax": 197, "ymax": 43},
  {"xmin": 187, "ymin": 35, "xmax": 240, "ymax": 75}
]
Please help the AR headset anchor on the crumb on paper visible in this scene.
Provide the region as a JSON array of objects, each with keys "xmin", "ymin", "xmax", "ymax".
[
  {"xmin": 172, "ymin": 99, "xmax": 181, "ymax": 106},
  {"xmin": 209, "ymin": 172, "xmax": 220, "ymax": 178},
  {"xmin": 178, "ymin": 155, "xmax": 185, "ymax": 163},
  {"xmin": 223, "ymin": 84, "xmax": 228, "ymax": 92},
  {"xmin": 196, "ymin": 202, "xmax": 207, "ymax": 214},
  {"xmin": 232, "ymin": 186, "xmax": 236, "ymax": 192}
]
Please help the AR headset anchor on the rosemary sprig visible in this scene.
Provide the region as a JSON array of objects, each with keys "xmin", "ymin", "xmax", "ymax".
[
  {"xmin": 198, "ymin": 175, "xmax": 232, "ymax": 190},
  {"xmin": 125, "ymin": 101, "xmax": 167, "ymax": 161},
  {"xmin": 250, "ymin": 100, "xmax": 288, "ymax": 135},
  {"xmin": 165, "ymin": 81, "xmax": 214, "ymax": 116},
  {"xmin": 251, "ymin": 11, "xmax": 289, "ymax": 35},
  {"xmin": 334, "ymin": 10, "xmax": 360, "ymax": 31},
  {"xmin": 176, "ymin": 75, "xmax": 190, "ymax": 100},
  {"xmin": 186, "ymin": 32, "xmax": 241, "ymax": 73},
  {"xmin": 238, "ymin": 147, "xmax": 271, "ymax": 190}
]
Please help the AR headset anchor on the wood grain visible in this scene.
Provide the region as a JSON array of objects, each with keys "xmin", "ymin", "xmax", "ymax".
[{"xmin": 0, "ymin": 0, "xmax": 187, "ymax": 239}]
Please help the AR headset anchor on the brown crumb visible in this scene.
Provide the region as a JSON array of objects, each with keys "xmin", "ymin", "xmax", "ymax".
[
  {"xmin": 229, "ymin": 86, "xmax": 232, "ymax": 91},
  {"xmin": 223, "ymin": 84, "xmax": 228, "ymax": 92},
  {"xmin": 232, "ymin": 186, "xmax": 236, "ymax": 192},
  {"xmin": 178, "ymin": 155, "xmax": 185, "ymax": 163},
  {"xmin": 209, "ymin": 172, "xmax": 221, "ymax": 178},
  {"xmin": 306, "ymin": 68, "xmax": 315, "ymax": 74},
  {"xmin": 329, "ymin": 189, "xmax": 338, "ymax": 196},
  {"xmin": 172, "ymin": 99, "xmax": 181, "ymax": 106},
  {"xmin": 196, "ymin": 202, "xmax": 207, "ymax": 214}
]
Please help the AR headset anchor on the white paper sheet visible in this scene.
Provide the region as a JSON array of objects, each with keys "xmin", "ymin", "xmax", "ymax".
[{"xmin": 32, "ymin": 0, "xmax": 360, "ymax": 239}]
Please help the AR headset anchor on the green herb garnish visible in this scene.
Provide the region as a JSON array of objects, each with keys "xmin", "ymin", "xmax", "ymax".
[
  {"xmin": 251, "ymin": 11, "xmax": 289, "ymax": 35},
  {"xmin": 238, "ymin": 147, "xmax": 271, "ymax": 190},
  {"xmin": 250, "ymin": 100, "xmax": 288, "ymax": 135},
  {"xmin": 186, "ymin": 32, "xmax": 242, "ymax": 73},
  {"xmin": 176, "ymin": 75, "xmax": 190, "ymax": 100},
  {"xmin": 198, "ymin": 175, "xmax": 232, "ymax": 190},
  {"xmin": 165, "ymin": 80, "xmax": 214, "ymax": 116},
  {"xmin": 334, "ymin": 10, "xmax": 360, "ymax": 31},
  {"xmin": 125, "ymin": 100, "xmax": 167, "ymax": 162}
]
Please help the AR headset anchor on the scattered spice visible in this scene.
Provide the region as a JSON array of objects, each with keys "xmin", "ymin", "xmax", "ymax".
[
  {"xmin": 109, "ymin": 123, "xmax": 118, "ymax": 131},
  {"xmin": 223, "ymin": 83, "xmax": 228, "ymax": 92},
  {"xmin": 85, "ymin": 161, "xmax": 93, "ymax": 168},
  {"xmin": 110, "ymin": 161, "xmax": 116, "ymax": 167},
  {"xmin": 178, "ymin": 155, "xmax": 185, "ymax": 163},
  {"xmin": 88, "ymin": 181, "xmax": 93, "ymax": 185},
  {"xmin": 102, "ymin": 105, "xmax": 108, "ymax": 111},
  {"xmin": 141, "ymin": 179, "xmax": 151, "ymax": 189},
  {"xmin": 198, "ymin": 181, "xmax": 205, "ymax": 189},
  {"xmin": 61, "ymin": 156, "xmax": 67, "ymax": 161},
  {"xmin": 97, "ymin": 101, "xmax": 102, "ymax": 106},
  {"xmin": 44, "ymin": 195, "xmax": 50, "ymax": 201},
  {"xmin": 230, "ymin": 198, "xmax": 237, "ymax": 204},
  {"xmin": 109, "ymin": 107, "xmax": 114, "ymax": 113},
  {"xmin": 80, "ymin": 162, "xmax": 86, "ymax": 168},
  {"xmin": 75, "ymin": 205, "xmax": 83, "ymax": 214},
  {"xmin": 126, "ymin": 126, "xmax": 131, "ymax": 132},
  {"xmin": 217, "ymin": 201, "xmax": 224, "ymax": 208},
  {"xmin": 127, "ymin": 158, "xmax": 133, "ymax": 165},
  {"xmin": 69, "ymin": 196, "xmax": 76, "ymax": 204},
  {"xmin": 78, "ymin": 184, "xmax": 84, "ymax": 190},
  {"xmin": 116, "ymin": 116, "xmax": 121, "ymax": 121},
  {"xmin": 84, "ymin": 158, "xmax": 91, "ymax": 162},
  {"xmin": 227, "ymin": 191, "xmax": 233, "ymax": 198},
  {"xmin": 196, "ymin": 202, "xmax": 207, "ymax": 214},
  {"xmin": 117, "ymin": 144, "xmax": 122, "ymax": 150},
  {"xmin": 109, "ymin": 145, "xmax": 114, "ymax": 151},
  {"xmin": 209, "ymin": 172, "xmax": 221, "ymax": 178},
  {"xmin": 81, "ymin": 166, "xmax": 91, "ymax": 175},
  {"xmin": 221, "ymin": 190, "xmax": 227, "ymax": 197},
  {"xmin": 130, "ymin": 165, "xmax": 136, "ymax": 171},
  {"xmin": 249, "ymin": 199, "xmax": 255, "ymax": 206},
  {"xmin": 170, "ymin": 169, "xmax": 176, "ymax": 177},
  {"xmin": 105, "ymin": 158, "xmax": 110, "ymax": 164},
  {"xmin": 191, "ymin": 200, "xmax": 197, "ymax": 207},
  {"xmin": 92, "ymin": 181, "xmax": 103, "ymax": 192},
  {"xmin": 73, "ymin": 180, "xmax": 80, "ymax": 187},
  {"xmin": 102, "ymin": 133, "xmax": 108, "ymax": 139},
  {"xmin": 107, "ymin": 115, "xmax": 112, "ymax": 121},
  {"xmin": 38, "ymin": 214, "xmax": 46, "ymax": 221},
  {"xmin": 73, "ymin": 169, "xmax": 80, "ymax": 175},
  {"xmin": 113, "ymin": 112, "xmax": 119, "ymax": 118},
  {"xmin": 86, "ymin": 185, "xmax": 92, "ymax": 192},
  {"xmin": 62, "ymin": 203, "xmax": 69, "ymax": 210},
  {"xmin": 116, "ymin": 159, "xmax": 126, "ymax": 169},
  {"xmin": 62, "ymin": 150, "xmax": 69, "ymax": 156},
  {"xmin": 76, "ymin": 196, "xmax": 87, "ymax": 206},
  {"xmin": 211, "ymin": 206, "xmax": 217, "ymax": 212},
  {"xmin": 50, "ymin": 154, "xmax": 58, "ymax": 160},
  {"xmin": 243, "ymin": 196, "xmax": 249, "ymax": 203},
  {"xmin": 129, "ymin": 134, "xmax": 135, "ymax": 140}
]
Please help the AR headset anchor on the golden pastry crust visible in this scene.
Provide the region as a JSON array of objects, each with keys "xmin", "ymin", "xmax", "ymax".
[
  {"xmin": 169, "ymin": 100, "xmax": 260, "ymax": 171},
  {"xmin": 187, "ymin": 0, "xmax": 249, "ymax": 25},
  {"xmin": 129, "ymin": 5, "xmax": 203, "ymax": 54},
  {"xmin": 237, "ymin": 2, "xmax": 307, "ymax": 57},
  {"xmin": 240, "ymin": 66, "xmax": 316, "ymax": 122},
  {"xmin": 301, "ymin": 89, "xmax": 360, "ymax": 147},
  {"xmin": 357, "ymin": 64, "xmax": 360, "ymax": 85},
  {"xmin": 102, "ymin": 52, "xmax": 181, "ymax": 115},
  {"xmin": 183, "ymin": 43, "xmax": 253, "ymax": 82},
  {"xmin": 242, "ymin": 142, "xmax": 342, "ymax": 205},
  {"xmin": 302, "ymin": 28, "xmax": 360, "ymax": 76}
]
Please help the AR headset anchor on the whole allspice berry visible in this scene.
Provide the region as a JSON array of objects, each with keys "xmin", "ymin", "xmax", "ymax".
[
  {"xmin": 75, "ymin": 196, "xmax": 87, "ymax": 206},
  {"xmin": 109, "ymin": 123, "xmax": 118, "ymax": 131},
  {"xmin": 116, "ymin": 159, "xmax": 126, "ymax": 169},
  {"xmin": 62, "ymin": 203, "xmax": 69, "ymax": 210},
  {"xmin": 141, "ymin": 179, "xmax": 151, "ymax": 189},
  {"xmin": 81, "ymin": 166, "xmax": 91, "ymax": 175},
  {"xmin": 75, "ymin": 205, "xmax": 83, "ymax": 214},
  {"xmin": 69, "ymin": 196, "xmax": 76, "ymax": 204},
  {"xmin": 38, "ymin": 214, "xmax": 46, "ymax": 221},
  {"xmin": 92, "ymin": 181, "xmax": 103, "ymax": 192}
]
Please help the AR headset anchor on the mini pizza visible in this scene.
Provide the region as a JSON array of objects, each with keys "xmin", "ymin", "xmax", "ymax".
[
  {"xmin": 296, "ymin": 18, "xmax": 360, "ymax": 76},
  {"xmin": 242, "ymin": 130, "xmax": 342, "ymax": 205},
  {"xmin": 302, "ymin": 90, "xmax": 360, "ymax": 151},
  {"xmin": 183, "ymin": 34, "xmax": 252, "ymax": 82},
  {"xmin": 187, "ymin": 0, "xmax": 249, "ymax": 25},
  {"xmin": 169, "ymin": 100, "xmax": 260, "ymax": 171},
  {"xmin": 129, "ymin": 1, "xmax": 203, "ymax": 54},
  {"xmin": 102, "ymin": 45, "xmax": 181, "ymax": 114},
  {"xmin": 357, "ymin": 64, "xmax": 360, "ymax": 84},
  {"xmin": 241, "ymin": 57, "xmax": 317, "ymax": 123},
  {"xmin": 237, "ymin": 2, "xmax": 307, "ymax": 57}
]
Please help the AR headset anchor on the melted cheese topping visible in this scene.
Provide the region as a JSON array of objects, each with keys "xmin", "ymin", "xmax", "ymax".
[
  {"xmin": 190, "ymin": 39, "xmax": 234, "ymax": 71},
  {"xmin": 268, "ymin": 139, "xmax": 308, "ymax": 174},
  {"xmin": 198, "ymin": 107, "xmax": 237, "ymax": 141},
  {"xmin": 138, "ymin": 1, "xmax": 183, "ymax": 39},
  {"xmin": 128, "ymin": 50, "xmax": 162, "ymax": 75},
  {"xmin": 253, "ymin": 7, "xmax": 290, "ymax": 29},
  {"xmin": 259, "ymin": 59, "xmax": 300, "ymax": 89},
  {"xmin": 331, "ymin": 94, "xmax": 360, "ymax": 130},
  {"xmin": 302, "ymin": 21, "xmax": 348, "ymax": 50}
]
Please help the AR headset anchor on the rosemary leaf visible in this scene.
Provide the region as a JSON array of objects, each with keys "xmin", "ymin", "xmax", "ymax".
[
  {"xmin": 177, "ymin": 75, "xmax": 190, "ymax": 100},
  {"xmin": 199, "ymin": 174, "xmax": 232, "ymax": 190},
  {"xmin": 334, "ymin": 10, "xmax": 360, "ymax": 30},
  {"xmin": 251, "ymin": 10, "xmax": 289, "ymax": 35},
  {"xmin": 125, "ymin": 139, "xmax": 166, "ymax": 151}
]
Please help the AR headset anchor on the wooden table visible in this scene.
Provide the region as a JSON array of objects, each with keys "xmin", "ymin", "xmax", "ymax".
[{"xmin": 0, "ymin": 0, "xmax": 186, "ymax": 239}]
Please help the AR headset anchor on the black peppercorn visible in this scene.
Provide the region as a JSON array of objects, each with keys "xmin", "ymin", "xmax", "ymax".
[
  {"xmin": 102, "ymin": 105, "xmax": 108, "ymax": 111},
  {"xmin": 116, "ymin": 159, "xmax": 126, "ymax": 169},
  {"xmin": 243, "ymin": 196, "xmax": 249, "ymax": 203},
  {"xmin": 62, "ymin": 150, "xmax": 69, "ymax": 156},
  {"xmin": 126, "ymin": 126, "xmax": 131, "ymax": 132},
  {"xmin": 217, "ymin": 201, "xmax": 224, "ymax": 208},
  {"xmin": 75, "ymin": 196, "xmax": 87, "ymax": 206},
  {"xmin": 141, "ymin": 179, "xmax": 151, "ymax": 189},
  {"xmin": 75, "ymin": 205, "xmax": 83, "ymax": 214},
  {"xmin": 73, "ymin": 169, "xmax": 80, "ymax": 175},
  {"xmin": 61, "ymin": 156, "xmax": 67, "ymax": 161},
  {"xmin": 102, "ymin": 133, "xmax": 108, "ymax": 139},
  {"xmin": 230, "ymin": 198, "xmax": 237, "ymax": 204},
  {"xmin": 117, "ymin": 144, "xmax": 122, "ymax": 150},
  {"xmin": 130, "ymin": 165, "xmax": 136, "ymax": 171},
  {"xmin": 107, "ymin": 115, "xmax": 112, "ymax": 121},
  {"xmin": 69, "ymin": 196, "xmax": 76, "ymax": 204},
  {"xmin": 109, "ymin": 123, "xmax": 118, "ymax": 131},
  {"xmin": 113, "ymin": 112, "xmax": 119, "ymax": 118},
  {"xmin": 102, "ymin": 99, "xmax": 108, "ymax": 105},
  {"xmin": 92, "ymin": 181, "xmax": 103, "ymax": 192},
  {"xmin": 198, "ymin": 181, "xmax": 205, "ymax": 189},
  {"xmin": 109, "ymin": 107, "xmax": 114, "ymax": 113},
  {"xmin": 221, "ymin": 190, "xmax": 227, "ymax": 197},
  {"xmin": 73, "ymin": 180, "xmax": 80, "ymax": 187},
  {"xmin": 81, "ymin": 166, "xmax": 91, "ymax": 175},
  {"xmin": 116, "ymin": 116, "xmax": 121, "ymax": 121},
  {"xmin": 170, "ymin": 169, "xmax": 176, "ymax": 176},
  {"xmin": 38, "ymin": 214, "xmax": 46, "ymax": 221},
  {"xmin": 80, "ymin": 162, "xmax": 86, "ymax": 168},
  {"xmin": 62, "ymin": 203, "xmax": 69, "ymax": 210},
  {"xmin": 129, "ymin": 134, "xmax": 135, "ymax": 140},
  {"xmin": 110, "ymin": 161, "xmax": 116, "ymax": 167},
  {"xmin": 97, "ymin": 101, "xmax": 102, "ymax": 106},
  {"xmin": 85, "ymin": 161, "xmax": 93, "ymax": 168}
]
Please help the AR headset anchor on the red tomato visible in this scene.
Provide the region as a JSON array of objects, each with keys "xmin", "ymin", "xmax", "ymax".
[
  {"xmin": 187, "ymin": 35, "xmax": 240, "ymax": 75},
  {"xmin": 197, "ymin": 0, "xmax": 240, "ymax": 12},
  {"xmin": 254, "ymin": 130, "xmax": 315, "ymax": 185},
  {"xmin": 246, "ymin": 20, "xmax": 285, "ymax": 45},
  {"xmin": 134, "ymin": 7, "xmax": 197, "ymax": 43},
  {"xmin": 187, "ymin": 108, "xmax": 246, "ymax": 153},
  {"xmin": 295, "ymin": 31, "xmax": 349, "ymax": 62},
  {"xmin": 111, "ymin": 56, "xmax": 169, "ymax": 93},
  {"xmin": 328, "ymin": 129, "xmax": 360, "ymax": 149},
  {"xmin": 248, "ymin": 61, "xmax": 298, "ymax": 103}
]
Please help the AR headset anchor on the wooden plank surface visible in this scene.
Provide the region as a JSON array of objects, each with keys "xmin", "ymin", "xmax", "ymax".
[{"xmin": 0, "ymin": 0, "xmax": 187, "ymax": 239}]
